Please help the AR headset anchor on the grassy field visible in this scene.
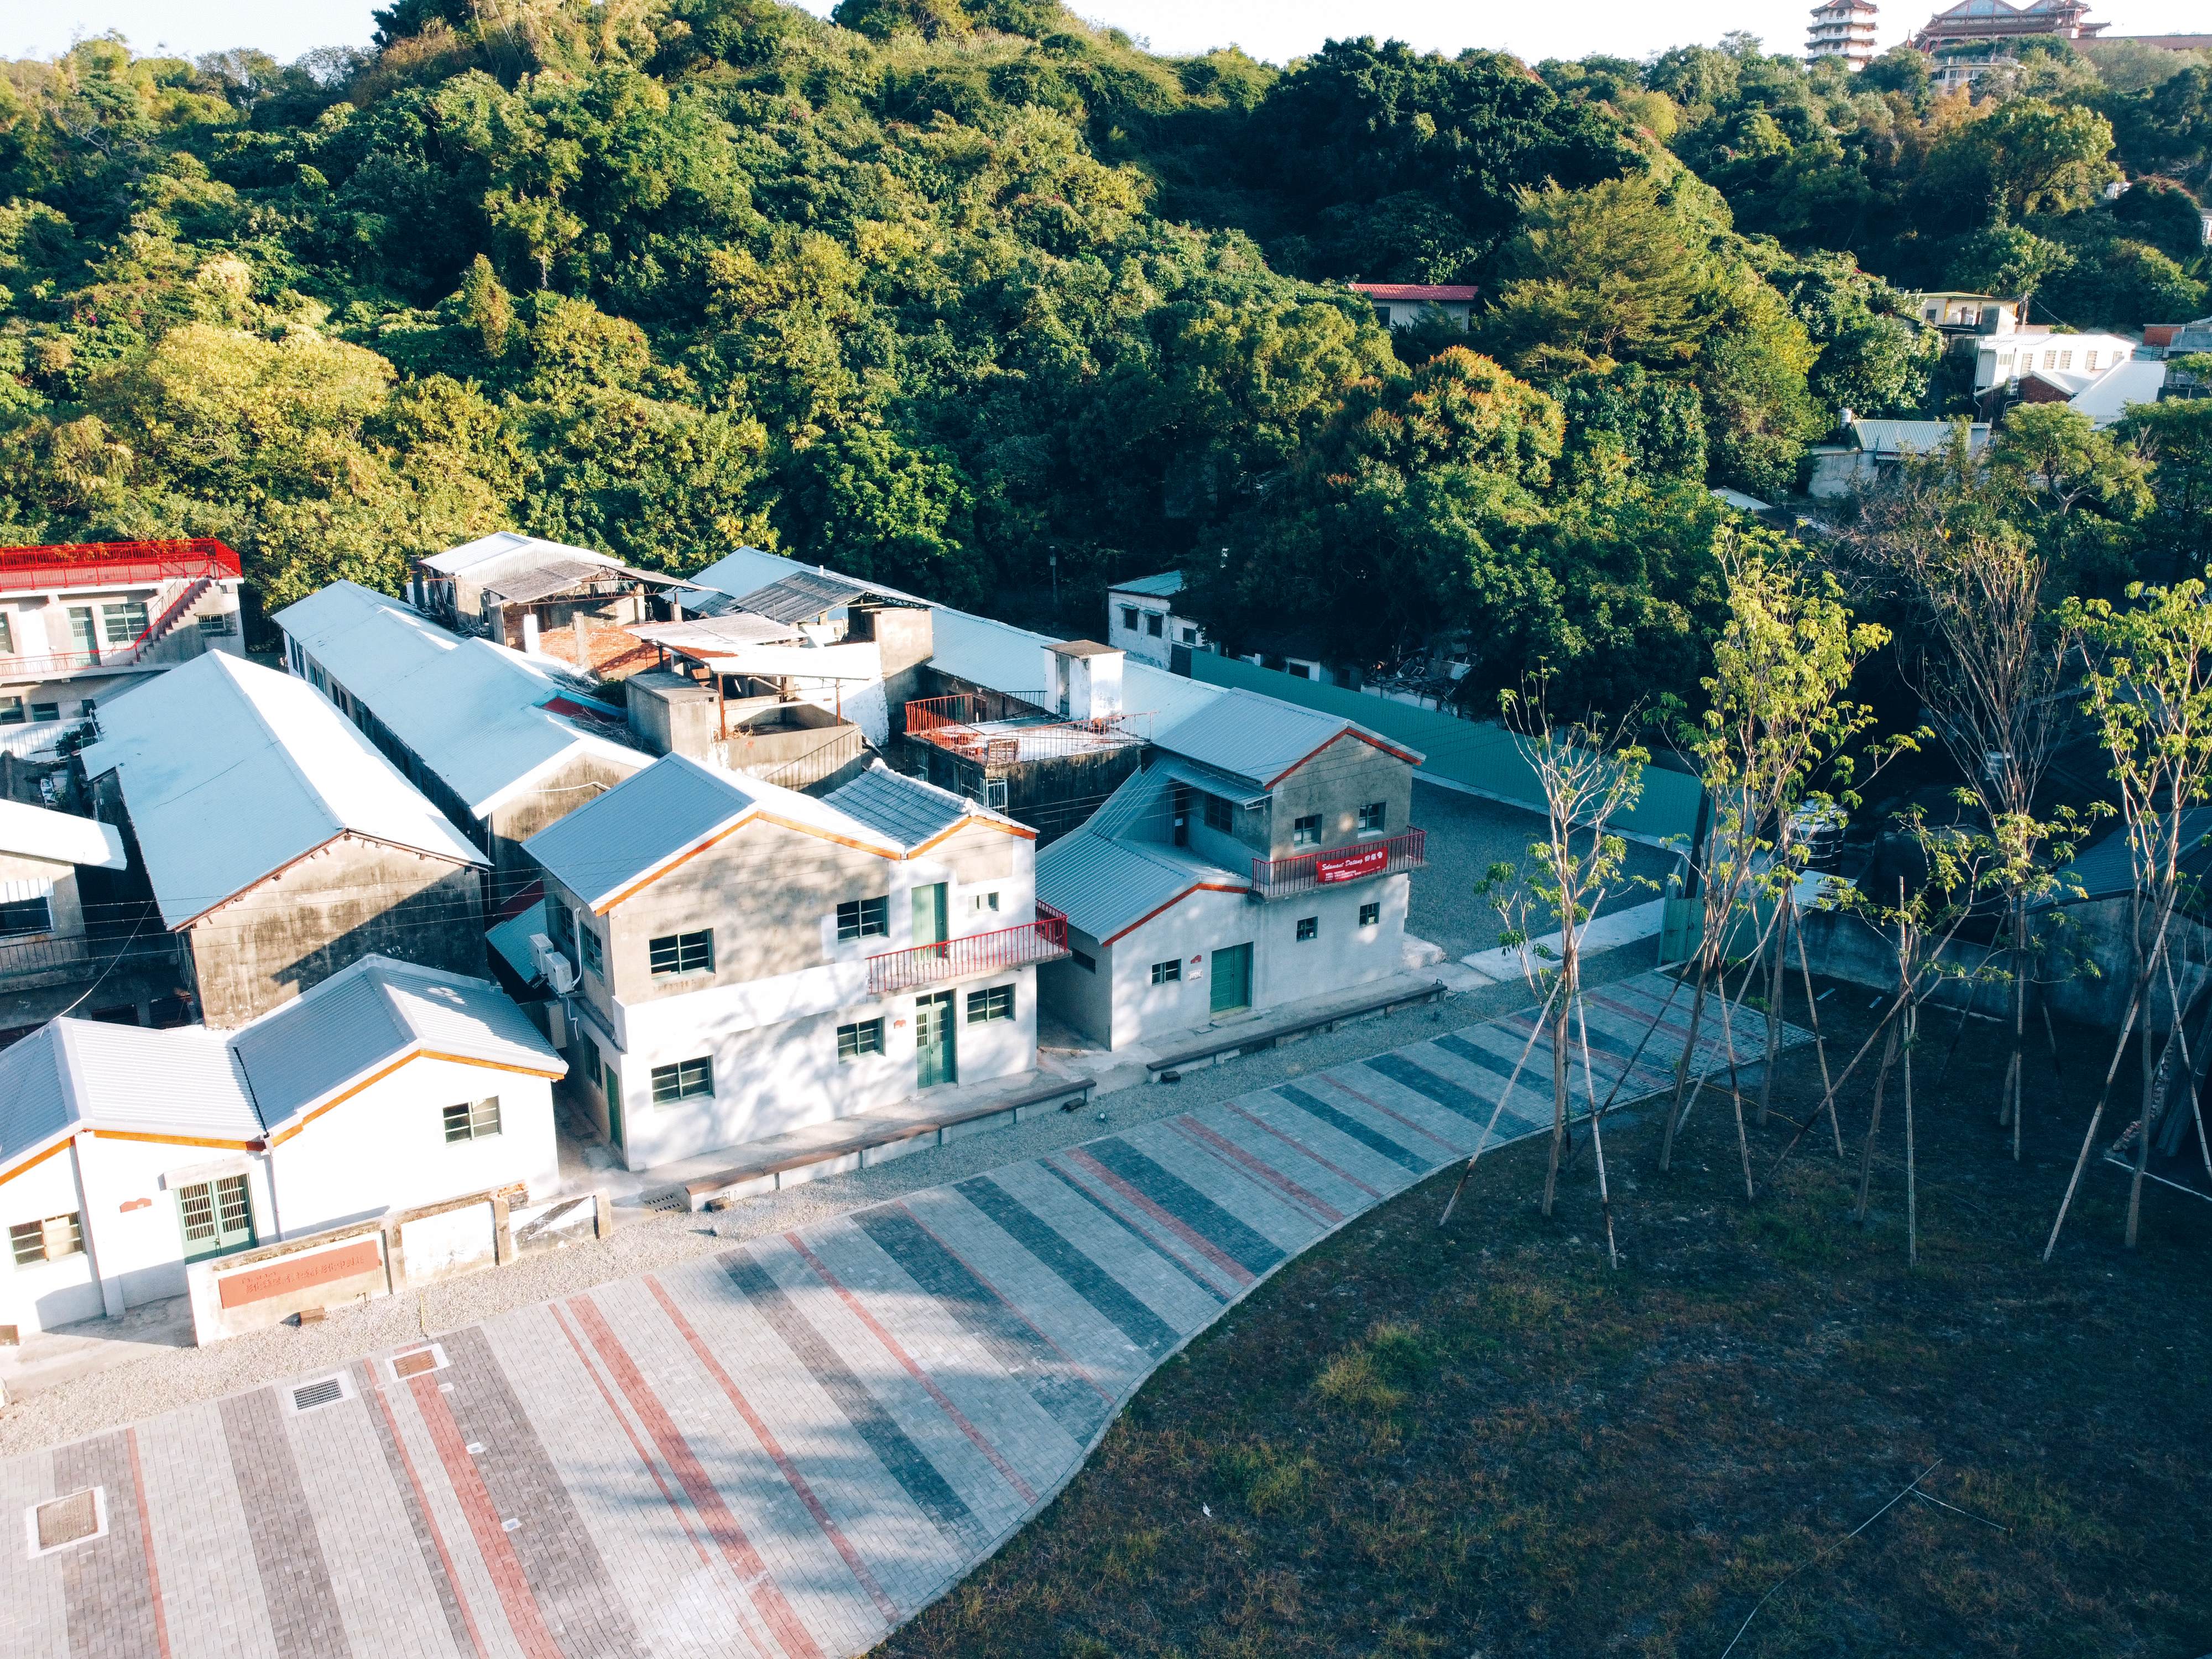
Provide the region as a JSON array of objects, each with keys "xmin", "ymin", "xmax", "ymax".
[{"xmin": 877, "ymin": 980, "xmax": 2212, "ymax": 1659}]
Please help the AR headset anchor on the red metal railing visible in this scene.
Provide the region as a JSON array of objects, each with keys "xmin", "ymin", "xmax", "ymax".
[
  {"xmin": 1250, "ymin": 827, "xmax": 1427, "ymax": 900},
  {"xmin": 1, "ymin": 576, "xmax": 219, "ymax": 679},
  {"xmin": 867, "ymin": 906, "xmax": 1071, "ymax": 994},
  {"xmin": 0, "ymin": 538, "xmax": 241, "ymax": 594},
  {"xmin": 905, "ymin": 692, "xmax": 1147, "ymax": 764}
]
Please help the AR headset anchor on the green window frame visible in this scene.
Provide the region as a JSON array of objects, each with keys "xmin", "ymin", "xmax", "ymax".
[
  {"xmin": 578, "ymin": 922, "xmax": 603, "ymax": 977},
  {"xmin": 101, "ymin": 600, "xmax": 149, "ymax": 645},
  {"xmin": 966, "ymin": 984, "xmax": 1015, "ymax": 1024},
  {"xmin": 9, "ymin": 1213, "xmax": 84, "ymax": 1267},
  {"xmin": 649, "ymin": 929, "xmax": 713, "ymax": 977},
  {"xmin": 0, "ymin": 696, "xmax": 22, "ymax": 727},
  {"xmin": 1292, "ymin": 813, "xmax": 1322, "ymax": 849},
  {"xmin": 1358, "ymin": 801, "xmax": 1386, "ymax": 834},
  {"xmin": 442, "ymin": 1097, "xmax": 503, "ymax": 1142},
  {"xmin": 837, "ymin": 1018, "xmax": 885, "ymax": 1061},
  {"xmin": 1296, "ymin": 916, "xmax": 1318, "ymax": 941},
  {"xmin": 1360, "ymin": 901, "xmax": 1381, "ymax": 927},
  {"xmin": 1202, "ymin": 793, "xmax": 1233, "ymax": 833},
  {"xmin": 1150, "ymin": 958, "xmax": 1181, "ymax": 984},
  {"xmin": 177, "ymin": 1175, "xmax": 255, "ymax": 1262},
  {"xmin": 650, "ymin": 1057, "xmax": 713, "ymax": 1105},
  {"xmin": 837, "ymin": 895, "xmax": 889, "ymax": 942}
]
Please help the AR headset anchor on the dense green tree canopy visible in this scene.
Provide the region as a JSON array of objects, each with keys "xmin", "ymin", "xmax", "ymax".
[{"xmin": 0, "ymin": 1, "xmax": 2204, "ymax": 714}]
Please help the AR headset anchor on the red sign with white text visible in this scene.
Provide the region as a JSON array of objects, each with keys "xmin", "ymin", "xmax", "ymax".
[{"xmin": 1316, "ymin": 843, "xmax": 1389, "ymax": 884}]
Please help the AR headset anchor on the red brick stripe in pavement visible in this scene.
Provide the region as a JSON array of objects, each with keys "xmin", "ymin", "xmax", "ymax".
[{"xmin": 1169, "ymin": 1114, "xmax": 1344, "ymax": 1225}]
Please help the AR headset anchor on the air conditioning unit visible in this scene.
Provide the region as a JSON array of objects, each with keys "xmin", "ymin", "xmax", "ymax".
[{"xmin": 529, "ymin": 933, "xmax": 579, "ymax": 996}]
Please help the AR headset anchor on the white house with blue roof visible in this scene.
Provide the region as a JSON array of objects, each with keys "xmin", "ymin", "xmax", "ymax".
[
  {"xmin": 0, "ymin": 956, "xmax": 562, "ymax": 1338},
  {"xmin": 1105, "ymin": 570, "xmax": 1206, "ymax": 669},
  {"xmin": 1036, "ymin": 688, "xmax": 1426, "ymax": 1048},
  {"xmin": 523, "ymin": 754, "xmax": 1062, "ymax": 1170}
]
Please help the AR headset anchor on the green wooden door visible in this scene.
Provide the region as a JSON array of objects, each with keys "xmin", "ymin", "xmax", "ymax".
[
  {"xmin": 602, "ymin": 1052, "xmax": 624, "ymax": 1151},
  {"xmin": 916, "ymin": 990, "xmax": 958, "ymax": 1089},
  {"xmin": 178, "ymin": 1175, "xmax": 255, "ymax": 1262},
  {"xmin": 1209, "ymin": 942, "xmax": 1253, "ymax": 1016},
  {"xmin": 912, "ymin": 883, "xmax": 948, "ymax": 947}
]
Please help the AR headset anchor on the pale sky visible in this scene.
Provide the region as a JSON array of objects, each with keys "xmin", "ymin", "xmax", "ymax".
[{"xmin": 9, "ymin": 0, "xmax": 2205, "ymax": 70}]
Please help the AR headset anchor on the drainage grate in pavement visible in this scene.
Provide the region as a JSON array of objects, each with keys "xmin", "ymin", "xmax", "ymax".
[
  {"xmin": 389, "ymin": 1345, "xmax": 446, "ymax": 1381},
  {"xmin": 29, "ymin": 1488, "xmax": 102, "ymax": 1554},
  {"xmin": 288, "ymin": 1376, "xmax": 346, "ymax": 1413}
]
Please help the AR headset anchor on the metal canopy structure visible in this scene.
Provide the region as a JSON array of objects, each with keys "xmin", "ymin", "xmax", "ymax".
[{"xmin": 730, "ymin": 570, "xmax": 924, "ymax": 625}]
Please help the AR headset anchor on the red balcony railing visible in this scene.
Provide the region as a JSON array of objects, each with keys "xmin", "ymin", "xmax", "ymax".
[
  {"xmin": 867, "ymin": 906, "xmax": 1070, "ymax": 994},
  {"xmin": 1250, "ymin": 827, "xmax": 1427, "ymax": 900},
  {"xmin": 0, "ymin": 538, "xmax": 240, "ymax": 594}
]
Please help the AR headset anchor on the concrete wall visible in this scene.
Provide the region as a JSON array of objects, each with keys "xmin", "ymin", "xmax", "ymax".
[
  {"xmin": 1266, "ymin": 735, "xmax": 1415, "ymax": 862},
  {"xmin": 485, "ymin": 751, "xmax": 643, "ymax": 884},
  {"xmin": 186, "ymin": 835, "xmax": 485, "ymax": 1028},
  {"xmin": 268, "ymin": 1056, "xmax": 557, "ymax": 1234},
  {"xmin": 1042, "ymin": 872, "xmax": 1408, "ymax": 1049},
  {"xmin": 587, "ymin": 967, "xmax": 1037, "ymax": 1167},
  {"xmin": 626, "ymin": 670, "xmax": 722, "ymax": 758}
]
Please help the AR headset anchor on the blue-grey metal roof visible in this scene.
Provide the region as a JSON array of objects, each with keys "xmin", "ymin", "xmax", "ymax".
[
  {"xmin": 0, "ymin": 1024, "xmax": 72, "ymax": 1169},
  {"xmin": 1110, "ymin": 571, "xmax": 1185, "ymax": 599},
  {"xmin": 1154, "ymin": 686, "xmax": 1420, "ymax": 789},
  {"xmin": 524, "ymin": 754, "xmax": 755, "ymax": 910},
  {"xmin": 228, "ymin": 956, "xmax": 561, "ymax": 1130},
  {"xmin": 823, "ymin": 763, "xmax": 969, "ymax": 851},
  {"xmin": 2036, "ymin": 807, "xmax": 2212, "ymax": 909},
  {"xmin": 1036, "ymin": 831, "xmax": 1244, "ymax": 944},
  {"xmin": 735, "ymin": 571, "xmax": 895, "ymax": 624}
]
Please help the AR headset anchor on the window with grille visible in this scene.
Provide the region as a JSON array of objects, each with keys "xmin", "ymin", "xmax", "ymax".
[
  {"xmin": 837, "ymin": 895, "xmax": 889, "ymax": 941},
  {"xmin": 8, "ymin": 1213, "xmax": 83, "ymax": 1267},
  {"xmin": 967, "ymin": 984, "xmax": 1015, "ymax": 1024},
  {"xmin": 649, "ymin": 929, "xmax": 713, "ymax": 977},
  {"xmin": 1151, "ymin": 958, "xmax": 1182, "ymax": 984},
  {"xmin": 198, "ymin": 612, "xmax": 237, "ymax": 636},
  {"xmin": 0, "ymin": 896, "xmax": 53, "ymax": 938},
  {"xmin": 650, "ymin": 1057, "xmax": 713, "ymax": 1104},
  {"xmin": 1203, "ymin": 793, "xmax": 1233, "ymax": 833},
  {"xmin": 176, "ymin": 1176, "xmax": 254, "ymax": 1262},
  {"xmin": 1296, "ymin": 916, "xmax": 1318, "ymax": 942},
  {"xmin": 30, "ymin": 702, "xmax": 56, "ymax": 722},
  {"xmin": 1360, "ymin": 901, "xmax": 1381, "ymax": 927},
  {"xmin": 837, "ymin": 1018, "xmax": 885, "ymax": 1061},
  {"xmin": 442, "ymin": 1097, "xmax": 503, "ymax": 1142},
  {"xmin": 578, "ymin": 923, "xmax": 603, "ymax": 977},
  {"xmin": 1358, "ymin": 801, "xmax": 1386, "ymax": 834},
  {"xmin": 1292, "ymin": 813, "xmax": 1322, "ymax": 849},
  {"xmin": 1071, "ymin": 948, "xmax": 1097, "ymax": 972},
  {"xmin": 100, "ymin": 601, "xmax": 149, "ymax": 645}
]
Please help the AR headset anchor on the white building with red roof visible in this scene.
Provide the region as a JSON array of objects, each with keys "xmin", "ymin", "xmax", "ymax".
[{"xmin": 1351, "ymin": 283, "xmax": 1478, "ymax": 331}]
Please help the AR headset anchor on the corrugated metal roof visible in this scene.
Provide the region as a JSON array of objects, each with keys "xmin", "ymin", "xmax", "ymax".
[
  {"xmin": 272, "ymin": 582, "xmax": 649, "ymax": 814},
  {"xmin": 80, "ymin": 653, "xmax": 486, "ymax": 928},
  {"xmin": 1110, "ymin": 571, "xmax": 1185, "ymax": 599},
  {"xmin": 524, "ymin": 753, "xmax": 756, "ymax": 909},
  {"xmin": 0, "ymin": 1024, "xmax": 73, "ymax": 1167},
  {"xmin": 734, "ymin": 571, "xmax": 880, "ymax": 624},
  {"xmin": 1154, "ymin": 686, "xmax": 1419, "ymax": 789},
  {"xmin": 0, "ymin": 799, "xmax": 125, "ymax": 869},
  {"xmin": 56, "ymin": 1019, "xmax": 259, "ymax": 1140},
  {"xmin": 1850, "ymin": 419, "xmax": 1990, "ymax": 457},
  {"xmin": 2038, "ymin": 808, "xmax": 2212, "ymax": 909},
  {"xmin": 631, "ymin": 614, "xmax": 806, "ymax": 653},
  {"xmin": 1085, "ymin": 756, "xmax": 1266, "ymax": 844},
  {"xmin": 481, "ymin": 554, "xmax": 670, "ymax": 606},
  {"xmin": 823, "ymin": 763, "xmax": 971, "ymax": 850},
  {"xmin": 228, "ymin": 956, "xmax": 561, "ymax": 1130},
  {"xmin": 1036, "ymin": 831, "xmax": 1242, "ymax": 943},
  {"xmin": 487, "ymin": 898, "xmax": 550, "ymax": 985},
  {"xmin": 421, "ymin": 531, "xmax": 618, "ymax": 577}
]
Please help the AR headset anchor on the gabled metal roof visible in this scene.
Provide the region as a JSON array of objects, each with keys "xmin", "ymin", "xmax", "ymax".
[
  {"xmin": 79, "ymin": 651, "xmax": 486, "ymax": 928},
  {"xmin": 1036, "ymin": 830, "xmax": 1244, "ymax": 945},
  {"xmin": 733, "ymin": 571, "xmax": 887, "ymax": 624},
  {"xmin": 822, "ymin": 763, "xmax": 974, "ymax": 851},
  {"xmin": 229, "ymin": 955, "xmax": 561, "ymax": 1131},
  {"xmin": 524, "ymin": 753, "xmax": 757, "ymax": 910},
  {"xmin": 1154, "ymin": 687, "xmax": 1422, "ymax": 790},
  {"xmin": 0, "ymin": 1019, "xmax": 261, "ymax": 1162},
  {"xmin": 421, "ymin": 531, "xmax": 615, "ymax": 578}
]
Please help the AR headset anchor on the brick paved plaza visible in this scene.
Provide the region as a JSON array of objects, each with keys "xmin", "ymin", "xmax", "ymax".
[{"xmin": 1, "ymin": 975, "xmax": 1796, "ymax": 1659}]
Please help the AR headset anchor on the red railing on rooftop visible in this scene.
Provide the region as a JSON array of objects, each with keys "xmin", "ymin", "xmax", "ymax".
[
  {"xmin": 0, "ymin": 538, "xmax": 241, "ymax": 595},
  {"xmin": 867, "ymin": 905, "xmax": 1071, "ymax": 995},
  {"xmin": 905, "ymin": 692, "xmax": 1147, "ymax": 764},
  {"xmin": 1250, "ymin": 828, "xmax": 1427, "ymax": 900}
]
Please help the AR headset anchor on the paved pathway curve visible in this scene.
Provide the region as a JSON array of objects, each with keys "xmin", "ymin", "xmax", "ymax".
[{"xmin": 1, "ymin": 973, "xmax": 1803, "ymax": 1659}]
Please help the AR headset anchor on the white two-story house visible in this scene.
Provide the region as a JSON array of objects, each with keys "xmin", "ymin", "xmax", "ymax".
[
  {"xmin": 1036, "ymin": 688, "xmax": 1427, "ymax": 1048},
  {"xmin": 0, "ymin": 538, "xmax": 245, "ymax": 750},
  {"xmin": 1106, "ymin": 572, "xmax": 1207, "ymax": 668},
  {"xmin": 523, "ymin": 754, "xmax": 1065, "ymax": 1170}
]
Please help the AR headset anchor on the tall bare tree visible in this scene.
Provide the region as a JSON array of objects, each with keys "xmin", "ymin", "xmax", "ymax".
[
  {"xmin": 2047, "ymin": 581, "xmax": 2212, "ymax": 1257},
  {"xmin": 1661, "ymin": 543, "xmax": 1897, "ymax": 1192},
  {"xmin": 1854, "ymin": 468, "xmax": 2086, "ymax": 1159}
]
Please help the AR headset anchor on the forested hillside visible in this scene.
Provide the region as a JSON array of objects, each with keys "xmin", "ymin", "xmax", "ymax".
[{"xmin": 1, "ymin": 0, "xmax": 2206, "ymax": 707}]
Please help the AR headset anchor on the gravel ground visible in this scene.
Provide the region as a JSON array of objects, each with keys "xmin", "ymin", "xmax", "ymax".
[
  {"xmin": 0, "ymin": 945, "xmax": 1666, "ymax": 1458},
  {"xmin": 1407, "ymin": 780, "xmax": 1679, "ymax": 959}
]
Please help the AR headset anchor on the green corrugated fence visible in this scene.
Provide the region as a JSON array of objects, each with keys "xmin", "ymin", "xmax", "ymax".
[{"xmin": 1181, "ymin": 651, "xmax": 1706, "ymax": 847}]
